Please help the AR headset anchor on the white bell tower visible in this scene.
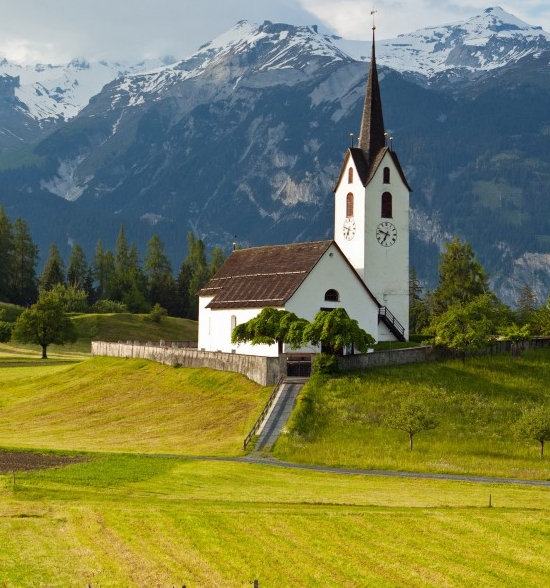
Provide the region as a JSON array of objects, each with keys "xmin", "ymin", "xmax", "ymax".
[{"xmin": 334, "ymin": 27, "xmax": 410, "ymax": 341}]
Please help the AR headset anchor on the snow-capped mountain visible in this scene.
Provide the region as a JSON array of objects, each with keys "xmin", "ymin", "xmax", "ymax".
[
  {"xmin": 0, "ymin": 56, "xmax": 173, "ymax": 122},
  {"xmin": 335, "ymin": 7, "xmax": 550, "ymax": 79},
  {"xmin": 0, "ymin": 8, "xmax": 550, "ymax": 305}
]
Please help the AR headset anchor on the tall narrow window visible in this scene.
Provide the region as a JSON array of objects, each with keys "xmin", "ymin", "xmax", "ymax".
[
  {"xmin": 325, "ymin": 289, "xmax": 339, "ymax": 302},
  {"xmin": 348, "ymin": 167, "xmax": 353, "ymax": 184},
  {"xmin": 383, "ymin": 167, "xmax": 390, "ymax": 184},
  {"xmin": 231, "ymin": 315, "xmax": 237, "ymax": 331},
  {"xmin": 381, "ymin": 192, "xmax": 392, "ymax": 218},
  {"xmin": 346, "ymin": 193, "xmax": 354, "ymax": 217}
]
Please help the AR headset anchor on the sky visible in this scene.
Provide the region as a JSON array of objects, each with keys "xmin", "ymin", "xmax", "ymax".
[{"xmin": 1, "ymin": 0, "xmax": 549, "ymax": 64}]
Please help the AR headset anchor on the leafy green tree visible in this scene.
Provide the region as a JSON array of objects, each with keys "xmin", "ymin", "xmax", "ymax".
[
  {"xmin": 11, "ymin": 218, "xmax": 38, "ymax": 305},
  {"xmin": 67, "ymin": 244, "xmax": 88, "ymax": 289},
  {"xmin": 48, "ymin": 283, "xmax": 89, "ymax": 313},
  {"xmin": 232, "ymin": 307, "xmax": 304, "ymax": 353},
  {"xmin": 386, "ymin": 399, "xmax": 439, "ymax": 450},
  {"xmin": 434, "ymin": 293, "xmax": 500, "ymax": 361},
  {"xmin": 40, "ymin": 244, "xmax": 65, "ymax": 292},
  {"xmin": 500, "ymin": 323, "xmax": 531, "ymax": 358},
  {"xmin": 0, "ymin": 207, "xmax": 13, "ymax": 302},
  {"xmin": 12, "ymin": 290, "xmax": 77, "ymax": 359},
  {"xmin": 302, "ymin": 308, "xmax": 375, "ymax": 355},
  {"xmin": 515, "ymin": 405, "xmax": 550, "ymax": 458},
  {"xmin": 431, "ymin": 238, "xmax": 489, "ymax": 316}
]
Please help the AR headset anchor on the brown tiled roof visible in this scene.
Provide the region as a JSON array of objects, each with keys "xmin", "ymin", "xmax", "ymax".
[{"xmin": 200, "ymin": 241, "xmax": 333, "ymax": 309}]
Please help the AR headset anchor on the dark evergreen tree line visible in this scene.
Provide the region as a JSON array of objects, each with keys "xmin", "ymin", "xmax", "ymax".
[{"xmin": 0, "ymin": 207, "xmax": 225, "ymax": 319}]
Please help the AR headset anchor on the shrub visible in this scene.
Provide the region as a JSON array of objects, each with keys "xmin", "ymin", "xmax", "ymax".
[
  {"xmin": 313, "ymin": 353, "xmax": 339, "ymax": 374},
  {"xmin": 91, "ymin": 300, "xmax": 128, "ymax": 314},
  {"xmin": 148, "ymin": 303, "xmax": 168, "ymax": 323}
]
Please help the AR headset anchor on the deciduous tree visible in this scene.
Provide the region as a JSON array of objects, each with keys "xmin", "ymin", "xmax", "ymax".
[
  {"xmin": 12, "ymin": 290, "xmax": 77, "ymax": 359},
  {"xmin": 433, "ymin": 293, "xmax": 502, "ymax": 361},
  {"xmin": 386, "ymin": 399, "xmax": 439, "ymax": 451},
  {"xmin": 515, "ymin": 405, "xmax": 550, "ymax": 458}
]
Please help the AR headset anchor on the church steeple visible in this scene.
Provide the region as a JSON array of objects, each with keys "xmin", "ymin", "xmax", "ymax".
[{"xmin": 358, "ymin": 27, "xmax": 385, "ymax": 166}]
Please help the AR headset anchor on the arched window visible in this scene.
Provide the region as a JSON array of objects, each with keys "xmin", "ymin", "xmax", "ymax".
[
  {"xmin": 381, "ymin": 192, "xmax": 392, "ymax": 218},
  {"xmin": 348, "ymin": 167, "xmax": 353, "ymax": 184},
  {"xmin": 346, "ymin": 193, "xmax": 354, "ymax": 217},
  {"xmin": 383, "ymin": 167, "xmax": 390, "ymax": 184},
  {"xmin": 325, "ymin": 289, "xmax": 339, "ymax": 302}
]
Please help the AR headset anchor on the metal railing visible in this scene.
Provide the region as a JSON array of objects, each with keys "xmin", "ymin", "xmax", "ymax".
[
  {"xmin": 378, "ymin": 307, "xmax": 405, "ymax": 340},
  {"xmin": 243, "ymin": 375, "xmax": 285, "ymax": 450}
]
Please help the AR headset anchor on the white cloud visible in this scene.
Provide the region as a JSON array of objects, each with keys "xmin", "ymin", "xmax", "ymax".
[{"xmin": 0, "ymin": 0, "xmax": 548, "ymax": 65}]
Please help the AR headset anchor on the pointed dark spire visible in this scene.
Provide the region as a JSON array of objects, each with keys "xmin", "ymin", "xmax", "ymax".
[{"xmin": 358, "ymin": 27, "xmax": 386, "ymax": 165}]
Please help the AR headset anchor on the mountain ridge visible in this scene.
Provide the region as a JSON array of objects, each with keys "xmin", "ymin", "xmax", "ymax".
[{"xmin": 0, "ymin": 7, "xmax": 549, "ymax": 307}]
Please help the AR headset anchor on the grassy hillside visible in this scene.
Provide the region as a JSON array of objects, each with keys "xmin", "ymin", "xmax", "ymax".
[
  {"xmin": 72, "ymin": 312, "xmax": 197, "ymax": 343},
  {"xmin": 0, "ymin": 310, "xmax": 198, "ymax": 358},
  {"xmin": 0, "ymin": 357, "xmax": 270, "ymax": 455},
  {"xmin": 274, "ymin": 348, "xmax": 550, "ymax": 479}
]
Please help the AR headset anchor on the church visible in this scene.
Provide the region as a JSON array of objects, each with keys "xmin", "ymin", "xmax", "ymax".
[{"xmin": 198, "ymin": 28, "xmax": 411, "ymax": 357}]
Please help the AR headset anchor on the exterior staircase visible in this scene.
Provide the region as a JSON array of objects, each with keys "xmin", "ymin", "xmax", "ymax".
[
  {"xmin": 378, "ymin": 307, "xmax": 406, "ymax": 342},
  {"xmin": 245, "ymin": 377, "xmax": 307, "ymax": 452}
]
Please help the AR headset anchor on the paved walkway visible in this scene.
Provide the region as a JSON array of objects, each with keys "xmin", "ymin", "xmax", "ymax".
[{"xmin": 254, "ymin": 377, "xmax": 307, "ymax": 451}]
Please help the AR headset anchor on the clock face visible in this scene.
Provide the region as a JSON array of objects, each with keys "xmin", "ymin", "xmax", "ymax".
[
  {"xmin": 342, "ymin": 217, "xmax": 356, "ymax": 241},
  {"xmin": 376, "ymin": 221, "xmax": 397, "ymax": 247}
]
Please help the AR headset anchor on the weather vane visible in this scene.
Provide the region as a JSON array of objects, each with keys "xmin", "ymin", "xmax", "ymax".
[{"xmin": 371, "ymin": 6, "xmax": 377, "ymax": 30}]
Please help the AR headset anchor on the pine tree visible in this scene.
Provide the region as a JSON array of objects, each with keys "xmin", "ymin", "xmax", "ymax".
[
  {"xmin": 11, "ymin": 218, "xmax": 38, "ymax": 305},
  {"xmin": 516, "ymin": 283, "xmax": 537, "ymax": 325},
  {"xmin": 177, "ymin": 233, "xmax": 210, "ymax": 320},
  {"xmin": 67, "ymin": 244, "xmax": 88, "ymax": 289},
  {"xmin": 431, "ymin": 237, "xmax": 489, "ymax": 316},
  {"xmin": 40, "ymin": 244, "xmax": 66, "ymax": 292},
  {"xmin": 0, "ymin": 207, "xmax": 13, "ymax": 302}
]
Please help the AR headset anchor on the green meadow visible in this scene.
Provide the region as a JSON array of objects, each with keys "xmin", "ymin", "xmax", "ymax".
[{"xmin": 1, "ymin": 340, "xmax": 550, "ymax": 585}]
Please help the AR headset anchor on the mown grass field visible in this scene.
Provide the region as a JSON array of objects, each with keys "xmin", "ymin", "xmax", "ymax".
[{"xmin": 1, "ymin": 343, "xmax": 550, "ymax": 585}]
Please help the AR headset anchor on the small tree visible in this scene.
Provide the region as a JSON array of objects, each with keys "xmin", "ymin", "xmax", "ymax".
[
  {"xmin": 500, "ymin": 323, "xmax": 531, "ymax": 358},
  {"xmin": 148, "ymin": 303, "xmax": 168, "ymax": 323},
  {"xmin": 515, "ymin": 405, "xmax": 550, "ymax": 458},
  {"xmin": 386, "ymin": 399, "xmax": 439, "ymax": 451},
  {"xmin": 302, "ymin": 308, "xmax": 375, "ymax": 356},
  {"xmin": 12, "ymin": 290, "xmax": 77, "ymax": 359}
]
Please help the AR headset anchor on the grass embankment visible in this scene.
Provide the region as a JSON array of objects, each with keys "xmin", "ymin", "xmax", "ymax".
[
  {"xmin": 275, "ymin": 348, "xmax": 550, "ymax": 479},
  {"xmin": 0, "ymin": 357, "xmax": 271, "ymax": 455},
  {"xmin": 0, "ymin": 310, "xmax": 198, "ymax": 359}
]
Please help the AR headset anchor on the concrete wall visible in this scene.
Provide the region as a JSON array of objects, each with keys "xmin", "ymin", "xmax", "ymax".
[
  {"xmin": 91, "ymin": 341, "xmax": 282, "ymax": 386},
  {"xmin": 339, "ymin": 338, "xmax": 550, "ymax": 372}
]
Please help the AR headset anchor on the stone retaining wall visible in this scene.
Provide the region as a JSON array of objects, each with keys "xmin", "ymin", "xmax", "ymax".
[{"xmin": 91, "ymin": 341, "xmax": 282, "ymax": 386}]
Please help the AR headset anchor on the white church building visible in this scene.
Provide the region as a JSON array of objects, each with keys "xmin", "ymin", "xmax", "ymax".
[{"xmin": 198, "ymin": 29, "xmax": 411, "ymax": 358}]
